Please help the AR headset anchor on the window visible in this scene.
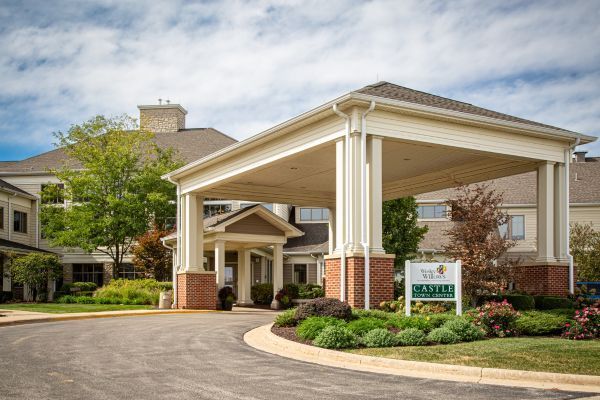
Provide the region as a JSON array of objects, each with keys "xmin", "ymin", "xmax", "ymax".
[
  {"xmin": 41, "ymin": 183, "xmax": 65, "ymax": 204},
  {"xmin": 299, "ymin": 208, "xmax": 329, "ymax": 222},
  {"xmin": 72, "ymin": 264, "xmax": 104, "ymax": 286},
  {"xmin": 417, "ymin": 205, "xmax": 447, "ymax": 219},
  {"xmin": 204, "ymin": 203, "xmax": 232, "ymax": 217},
  {"xmin": 13, "ymin": 211, "xmax": 27, "ymax": 233},
  {"xmin": 117, "ymin": 263, "xmax": 143, "ymax": 280},
  {"xmin": 499, "ymin": 215, "xmax": 525, "ymax": 240},
  {"xmin": 0, "ymin": 207, "xmax": 3, "ymax": 230},
  {"xmin": 293, "ymin": 264, "xmax": 307, "ymax": 284}
]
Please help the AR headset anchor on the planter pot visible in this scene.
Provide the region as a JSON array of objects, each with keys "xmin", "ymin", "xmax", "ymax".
[{"xmin": 220, "ymin": 300, "xmax": 234, "ymax": 311}]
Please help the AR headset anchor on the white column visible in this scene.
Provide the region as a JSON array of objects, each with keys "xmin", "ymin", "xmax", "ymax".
[
  {"xmin": 215, "ymin": 240, "xmax": 226, "ymax": 289},
  {"xmin": 237, "ymin": 249, "xmax": 252, "ymax": 305},
  {"xmin": 348, "ymin": 131, "xmax": 362, "ymax": 252},
  {"xmin": 182, "ymin": 193, "xmax": 204, "ymax": 272},
  {"xmin": 260, "ymin": 256, "xmax": 266, "ymax": 283},
  {"xmin": 367, "ymin": 135, "xmax": 385, "ymax": 254},
  {"xmin": 271, "ymin": 243, "xmax": 284, "ymax": 309},
  {"xmin": 335, "ymin": 139, "xmax": 345, "ymax": 253},
  {"xmin": 536, "ymin": 162, "xmax": 556, "ymax": 263},
  {"xmin": 328, "ymin": 207, "xmax": 336, "ymax": 255},
  {"xmin": 554, "ymin": 163, "xmax": 568, "ymax": 262}
]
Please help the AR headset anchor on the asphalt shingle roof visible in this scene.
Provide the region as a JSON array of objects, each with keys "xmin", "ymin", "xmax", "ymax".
[
  {"xmin": 0, "ymin": 128, "xmax": 237, "ymax": 174},
  {"xmin": 355, "ymin": 82, "xmax": 573, "ymax": 133}
]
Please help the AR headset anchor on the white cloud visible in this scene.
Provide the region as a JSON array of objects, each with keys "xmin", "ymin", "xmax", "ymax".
[{"xmin": 0, "ymin": 0, "xmax": 599, "ymax": 158}]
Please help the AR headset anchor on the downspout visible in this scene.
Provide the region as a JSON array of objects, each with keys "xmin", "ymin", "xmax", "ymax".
[
  {"xmin": 35, "ymin": 195, "xmax": 40, "ymax": 248},
  {"xmin": 565, "ymin": 137, "xmax": 580, "ymax": 295},
  {"xmin": 361, "ymin": 101, "xmax": 376, "ymax": 310},
  {"xmin": 333, "ymin": 104, "xmax": 350, "ymax": 302}
]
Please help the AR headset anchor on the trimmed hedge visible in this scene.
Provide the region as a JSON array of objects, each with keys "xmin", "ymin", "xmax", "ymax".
[
  {"xmin": 362, "ymin": 328, "xmax": 398, "ymax": 348},
  {"xmin": 479, "ymin": 294, "xmax": 535, "ymax": 311},
  {"xmin": 294, "ymin": 298, "xmax": 352, "ymax": 322},
  {"xmin": 515, "ymin": 311, "xmax": 569, "ymax": 336},
  {"xmin": 427, "ymin": 327, "xmax": 460, "ymax": 344},
  {"xmin": 313, "ymin": 325, "xmax": 357, "ymax": 349},
  {"xmin": 396, "ymin": 328, "xmax": 426, "ymax": 346},
  {"xmin": 442, "ymin": 318, "xmax": 484, "ymax": 342},
  {"xmin": 251, "ymin": 283, "xmax": 273, "ymax": 305},
  {"xmin": 60, "ymin": 282, "xmax": 98, "ymax": 292},
  {"xmin": 533, "ymin": 296, "xmax": 574, "ymax": 310}
]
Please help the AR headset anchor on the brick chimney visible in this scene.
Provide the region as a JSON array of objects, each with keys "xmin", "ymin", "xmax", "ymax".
[
  {"xmin": 137, "ymin": 102, "xmax": 187, "ymax": 133},
  {"xmin": 574, "ymin": 151, "xmax": 587, "ymax": 163}
]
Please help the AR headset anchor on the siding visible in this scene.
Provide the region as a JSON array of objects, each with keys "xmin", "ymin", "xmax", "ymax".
[
  {"xmin": 283, "ymin": 264, "xmax": 293, "ymax": 284},
  {"xmin": 571, "ymin": 206, "xmax": 600, "ymax": 228},
  {"xmin": 308, "ymin": 263, "xmax": 317, "ymax": 284},
  {"xmin": 225, "ymin": 214, "xmax": 284, "ymax": 235}
]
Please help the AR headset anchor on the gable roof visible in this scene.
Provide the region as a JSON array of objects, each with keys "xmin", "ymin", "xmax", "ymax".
[
  {"xmin": 0, "ymin": 178, "xmax": 35, "ymax": 198},
  {"xmin": 0, "ymin": 238, "xmax": 53, "ymax": 254},
  {"xmin": 355, "ymin": 82, "xmax": 572, "ymax": 133},
  {"xmin": 0, "ymin": 128, "xmax": 237, "ymax": 175},
  {"xmin": 416, "ymin": 158, "xmax": 600, "ymax": 204}
]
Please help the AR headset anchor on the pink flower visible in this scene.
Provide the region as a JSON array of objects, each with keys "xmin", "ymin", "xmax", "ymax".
[{"xmin": 565, "ymin": 323, "xmax": 571, "ymax": 328}]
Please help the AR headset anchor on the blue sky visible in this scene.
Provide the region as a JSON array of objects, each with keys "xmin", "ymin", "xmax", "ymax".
[{"xmin": 1, "ymin": 0, "xmax": 599, "ymax": 160}]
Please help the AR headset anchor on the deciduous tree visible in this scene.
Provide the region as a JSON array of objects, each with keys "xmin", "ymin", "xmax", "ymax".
[
  {"xmin": 41, "ymin": 115, "xmax": 181, "ymax": 277},
  {"xmin": 443, "ymin": 184, "xmax": 516, "ymax": 307},
  {"xmin": 9, "ymin": 253, "xmax": 62, "ymax": 301},
  {"xmin": 131, "ymin": 227, "xmax": 173, "ymax": 281},
  {"xmin": 382, "ymin": 197, "xmax": 428, "ymax": 269},
  {"xmin": 570, "ymin": 222, "xmax": 600, "ymax": 281}
]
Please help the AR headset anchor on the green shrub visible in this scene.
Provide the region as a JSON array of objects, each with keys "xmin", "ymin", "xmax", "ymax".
[
  {"xmin": 351, "ymin": 309, "xmax": 391, "ymax": 320},
  {"xmin": 56, "ymin": 295, "xmax": 77, "ymax": 304},
  {"xmin": 294, "ymin": 298, "xmax": 352, "ymax": 322},
  {"xmin": 546, "ymin": 308, "xmax": 576, "ymax": 317},
  {"xmin": 313, "ymin": 325, "xmax": 357, "ymax": 349},
  {"xmin": 468, "ymin": 300, "xmax": 520, "ymax": 337},
  {"xmin": 282, "ymin": 283, "xmax": 300, "ymax": 299},
  {"xmin": 427, "ymin": 327, "xmax": 460, "ymax": 344},
  {"xmin": 93, "ymin": 279, "xmax": 168, "ymax": 305},
  {"xmin": 251, "ymin": 283, "xmax": 273, "ymax": 305},
  {"xmin": 346, "ymin": 317, "xmax": 386, "ymax": 336},
  {"xmin": 274, "ymin": 308, "xmax": 297, "ymax": 327},
  {"xmin": 516, "ymin": 311, "xmax": 569, "ymax": 336},
  {"xmin": 442, "ymin": 318, "xmax": 484, "ymax": 342},
  {"xmin": 479, "ymin": 294, "xmax": 535, "ymax": 311},
  {"xmin": 296, "ymin": 316, "xmax": 346, "ymax": 340},
  {"xmin": 534, "ymin": 296, "xmax": 574, "ymax": 310},
  {"xmin": 396, "ymin": 328, "xmax": 426, "ymax": 346},
  {"xmin": 385, "ymin": 315, "xmax": 431, "ymax": 332},
  {"xmin": 298, "ymin": 284, "xmax": 325, "ymax": 299},
  {"xmin": 60, "ymin": 282, "xmax": 99, "ymax": 292},
  {"xmin": 427, "ymin": 313, "xmax": 458, "ymax": 328},
  {"xmin": 362, "ymin": 328, "xmax": 398, "ymax": 348}
]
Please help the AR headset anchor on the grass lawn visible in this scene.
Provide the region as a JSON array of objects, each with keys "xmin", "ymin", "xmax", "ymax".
[
  {"xmin": 349, "ymin": 337, "xmax": 600, "ymax": 375},
  {"xmin": 0, "ymin": 303, "xmax": 154, "ymax": 314}
]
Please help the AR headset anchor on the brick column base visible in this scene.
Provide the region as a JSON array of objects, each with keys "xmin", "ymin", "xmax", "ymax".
[
  {"xmin": 324, "ymin": 255, "xmax": 395, "ymax": 309},
  {"xmin": 177, "ymin": 271, "xmax": 217, "ymax": 310},
  {"xmin": 513, "ymin": 263, "xmax": 574, "ymax": 296}
]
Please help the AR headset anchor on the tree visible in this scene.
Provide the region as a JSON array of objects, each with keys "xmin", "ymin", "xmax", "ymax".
[
  {"xmin": 131, "ymin": 226, "xmax": 173, "ymax": 281},
  {"xmin": 41, "ymin": 115, "xmax": 182, "ymax": 278},
  {"xmin": 443, "ymin": 184, "xmax": 516, "ymax": 307},
  {"xmin": 570, "ymin": 222, "xmax": 600, "ymax": 281},
  {"xmin": 382, "ymin": 197, "xmax": 428, "ymax": 269},
  {"xmin": 9, "ymin": 253, "xmax": 62, "ymax": 301}
]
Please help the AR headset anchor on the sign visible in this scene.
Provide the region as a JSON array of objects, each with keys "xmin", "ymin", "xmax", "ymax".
[{"xmin": 405, "ymin": 260, "xmax": 462, "ymax": 316}]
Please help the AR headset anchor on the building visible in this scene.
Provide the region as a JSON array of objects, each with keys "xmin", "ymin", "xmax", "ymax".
[
  {"xmin": 163, "ymin": 81, "xmax": 596, "ymax": 309},
  {"xmin": 0, "ymin": 103, "xmax": 326, "ymax": 300},
  {"xmin": 414, "ymin": 151, "xmax": 600, "ymax": 294}
]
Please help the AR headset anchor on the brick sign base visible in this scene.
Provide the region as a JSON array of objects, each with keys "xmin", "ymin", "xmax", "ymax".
[
  {"xmin": 177, "ymin": 271, "xmax": 217, "ymax": 310},
  {"xmin": 325, "ymin": 255, "xmax": 395, "ymax": 309}
]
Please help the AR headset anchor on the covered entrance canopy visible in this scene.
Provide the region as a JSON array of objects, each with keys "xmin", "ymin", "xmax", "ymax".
[
  {"xmin": 163, "ymin": 204, "xmax": 303, "ymax": 308},
  {"xmin": 165, "ymin": 82, "xmax": 596, "ymax": 309}
]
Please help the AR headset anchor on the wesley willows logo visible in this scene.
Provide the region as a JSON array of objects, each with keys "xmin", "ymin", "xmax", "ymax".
[{"xmin": 419, "ymin": 264, "xmax": 448, "ymax": 280}]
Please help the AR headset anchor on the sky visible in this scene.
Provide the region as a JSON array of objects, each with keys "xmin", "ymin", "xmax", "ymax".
[{"xmin": 0, "ymin": 0, "xmax": 599, "ymax": 161}]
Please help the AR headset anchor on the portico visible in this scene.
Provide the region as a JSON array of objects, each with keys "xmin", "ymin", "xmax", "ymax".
[{"xmin": 164, "ymin": 82, "xmax": 595, "ymax": 309}]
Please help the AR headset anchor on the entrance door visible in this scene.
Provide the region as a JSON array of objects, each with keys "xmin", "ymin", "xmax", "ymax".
[{"xmin": 224, "ymin": 263, "xmax": 237, "ymax": 294}]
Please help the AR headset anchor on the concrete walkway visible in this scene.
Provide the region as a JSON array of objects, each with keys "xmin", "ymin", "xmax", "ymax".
[
  {"xmin": 0, "ymin": 305, "xmax": 274, "ymax": 327},
  {"xmin": 0, "ymin": 312, "xmax": 596, "ymax": 399}
]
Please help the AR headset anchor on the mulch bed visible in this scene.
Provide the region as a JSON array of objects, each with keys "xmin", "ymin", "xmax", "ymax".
[{"xmin": 271, "ymin": 325, "xmax": 312, "ymax": 345}]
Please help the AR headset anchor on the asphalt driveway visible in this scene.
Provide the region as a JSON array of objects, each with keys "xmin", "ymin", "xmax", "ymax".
[{"xmin": 0, "ymin": 312, "xmax": 595, "ymax": 400}]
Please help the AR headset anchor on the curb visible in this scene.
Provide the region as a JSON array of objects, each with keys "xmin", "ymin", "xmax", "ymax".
[
  {"xmin": 244, "ymin": 323, "xmax": 600, "ymax": 393},
  {"xmin": 0, "ymin": 309, "xmax": 217, "ymax": 327}
]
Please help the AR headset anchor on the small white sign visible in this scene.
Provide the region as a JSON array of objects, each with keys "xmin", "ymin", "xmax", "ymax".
[{"xmin": 405, "ymin": 260, "xmax": 462, "ymax": 316}]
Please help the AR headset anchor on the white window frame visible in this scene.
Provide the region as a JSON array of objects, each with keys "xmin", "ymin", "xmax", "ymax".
[
  {"xmin": 417, "ymin": 203, "xmax": 448, "ymax": 221},
  {"xmin": 296, "ymin": 207, "xmax": 329, "ymax": 223},
  {"xmin": 500, "ymin": 215, "xmax": 525, "ymax": 241}
]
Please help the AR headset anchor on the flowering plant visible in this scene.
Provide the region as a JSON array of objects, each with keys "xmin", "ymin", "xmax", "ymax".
[
  {"xmin": 562, "ymin": 303, "xmax": 599, "ymax": 340},
  {"xmin": 467, "ymin": 300, "xmax": 520, "ymax": 337}
]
